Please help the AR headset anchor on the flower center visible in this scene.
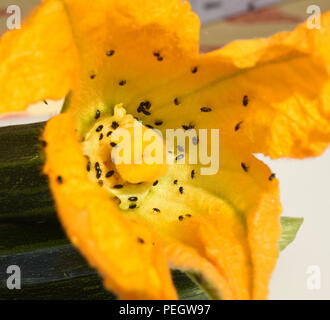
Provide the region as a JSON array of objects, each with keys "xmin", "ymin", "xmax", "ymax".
[{"xmin": 82, "ymin": 104, "xmax": 167, "ymax": 209}]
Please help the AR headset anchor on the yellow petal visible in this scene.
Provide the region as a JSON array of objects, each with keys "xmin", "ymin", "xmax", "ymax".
[
  {"xmin": 43, "ymin": 112, "xmax": 177, "ymax": 300},
  {"xmin": 2, "ymin": 1, "xmax": 328, "ymax": 159},
  {"xmin": 197, "ymin": 14, "xmax": 330, "ymax": 158},
  {"xmin": 165, "ymin": 242, "xmax": 233, "ymax": 299},
  {"xmin": 58, "ymin": 0, "xmax": 200, "ymax": 128},
  {"xmin": 59, "ymin": 1, "xmax": 330, "ymax": 159},
  {"xmin": 140, "ymin": 13, "xmax": 330, "ymax": 159},
  {"xmin": 247, "ymin": 190, "xmax": 282, "ymax": 299},
  {"xmin": 131, "ymin": 144, "xmax": 281, "ymax": 299},
  {"xmin": 0, "ymin": 0, "xmax": 77, "ymax": 114}
]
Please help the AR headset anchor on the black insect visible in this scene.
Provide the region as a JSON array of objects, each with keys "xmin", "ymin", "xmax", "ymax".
[{"xmin": 241, "ymin": 162, "xmax": 249, "ymax": 172}]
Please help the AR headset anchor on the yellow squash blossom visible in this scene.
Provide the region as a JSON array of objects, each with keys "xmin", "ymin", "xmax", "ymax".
[{"xmin": 0, "ymin": 0, "xmax": 329, "ymax": 300}]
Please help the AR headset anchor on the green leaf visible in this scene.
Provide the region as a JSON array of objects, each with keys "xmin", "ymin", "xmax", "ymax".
[{"xmin": 279, "ymin": 217, "xmax": 304, "ymax": 251}]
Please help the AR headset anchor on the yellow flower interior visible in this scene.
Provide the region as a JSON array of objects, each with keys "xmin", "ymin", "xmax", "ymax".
[{"xmin": 82, "ymin": 104, "xmax": 168, "ymax": 210}]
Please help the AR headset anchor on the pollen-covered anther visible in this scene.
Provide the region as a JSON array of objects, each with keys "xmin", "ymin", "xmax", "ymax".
[
  {"xmin": 82, "ymin": 104, "xmax": 168, "ymax": 193},
  {"xmin": 112, "ymin": 123, "xmax": 167, "ymax": 184}
]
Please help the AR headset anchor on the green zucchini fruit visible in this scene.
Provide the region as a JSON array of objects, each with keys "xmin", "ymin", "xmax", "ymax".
[{"xmin": 0, "ymin": 122, "xmax": 55, "ymax": 222}]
